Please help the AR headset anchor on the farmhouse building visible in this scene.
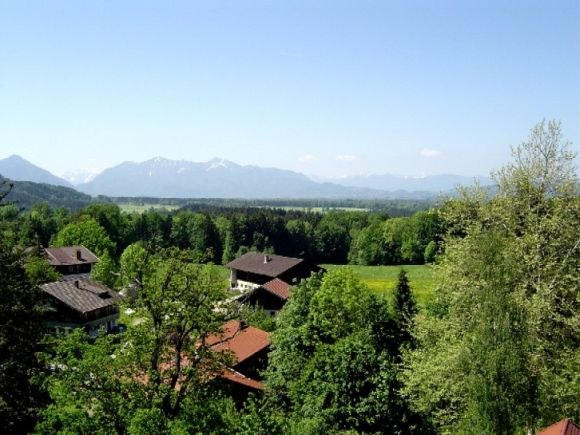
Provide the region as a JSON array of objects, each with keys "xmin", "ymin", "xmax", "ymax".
[
  {"xmin": 237, "ymin": 278, "xmax": 292, "ymax": 316},
  {"xmin": 40, "ymin": 245, "xmax": 121, "ymax": 336},
  {"xmin": 206, "ymin": 319, "xmax": 271, "ymax": 397},
  {"xmin": 226, "ymin": 251, "xmax": 320, "ymax": 291},
  {"xmin": 44, "ymin": 245, "xmax": 99, "ymax": 276},
  {"xmin": 40, "ymin": 277, "xmax": 120, "ymax": 336},
  {"xmin": 207, "ymin": 319, "xmax": 270, "ymax": 380}
]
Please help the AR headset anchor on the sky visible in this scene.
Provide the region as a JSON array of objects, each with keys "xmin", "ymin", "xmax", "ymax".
[{"xmin": 0, "ymin": 0, "xmax": 578, "ymax": 180}]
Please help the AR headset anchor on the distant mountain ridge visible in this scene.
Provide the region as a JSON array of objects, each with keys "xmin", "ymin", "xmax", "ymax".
[
  {"xmin": 0, "ymin": 155, "xmax": 73, "ymax": 188},
  {"xmin": 0, "ymin": 155, "xmax": 489, "ymax": 199},
  {"xmin": 76, "ymin": 156, "xmax": 434, "ymax": 199}
]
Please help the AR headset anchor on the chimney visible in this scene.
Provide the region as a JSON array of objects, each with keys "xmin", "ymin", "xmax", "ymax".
[
  {"xmin": 74, "ymin": 280, "xmax": 80, "ymax": 288},
  {"xmin": 264, "ymin": 255, "xmax": 270, "ymax": 264},
  {"xmin": 76, "ymin": 249, "xmax": 82, "ymax": 261},
  {"xmin": 240, "ymin": 320, "xmax": 248, "ymax": 330}
]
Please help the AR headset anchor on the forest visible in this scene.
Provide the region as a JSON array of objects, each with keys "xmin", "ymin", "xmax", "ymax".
[
  {"xmin": 0, "ymin": 194, "xmax": 443, "ymax": 278},
  {"xmin": 0, "ymin": 120, "xmax": 578, "ymax": 434}
]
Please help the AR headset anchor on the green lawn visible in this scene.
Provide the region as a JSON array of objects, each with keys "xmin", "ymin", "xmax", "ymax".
[
  {"xmin": 117, "ymin": 203, "xmax": 180, "ymax": 213},
  {"xmin": 321, "ymin": 264, "xmax": 437, "ymax": 306}
]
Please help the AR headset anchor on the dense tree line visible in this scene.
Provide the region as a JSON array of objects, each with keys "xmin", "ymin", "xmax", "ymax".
[
  {"xmin": 109, "ymin": 197, "xmax": 434, "ymax": 215},
  {"xmin": 0, "ymin": 198, "xmax": 443, "ymax": 279}
]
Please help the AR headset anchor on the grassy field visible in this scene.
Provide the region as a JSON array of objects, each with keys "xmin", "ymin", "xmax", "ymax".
[
  {"xmin": 322, "ymin": 264, "xmax": 437, "ymax": 306},
  {"xmin": 256, "ymin": 206, "xmax": 370, "ymax": 212},
  {"xmin": 117, "ymin": 203, "xmax": 180, "ymax": 213}
]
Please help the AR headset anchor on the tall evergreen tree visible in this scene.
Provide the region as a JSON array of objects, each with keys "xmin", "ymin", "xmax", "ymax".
[
  {"xmin": 0, "ymin": 190, "xmax": 45, "ymax": 433},
  {"xmin": 392, "ymin": 269, "xmax": 417, "ymax": 350}
]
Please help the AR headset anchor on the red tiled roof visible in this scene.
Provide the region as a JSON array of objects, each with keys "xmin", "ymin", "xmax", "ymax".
[
  {"xmin": 220, "ymin": 367, "xmax": 264, "ymax": 390},
  {"xmin": 206, "ymin": 320, "xmax": 270, "ymax": 364},
  {"xmin": 538, "ymin": 419, "xmax": 580, "ymax": 435},
  {"xmin": 262, "ymin": 278, "xmax": 291, "ymax": 301},
  {"xmin": 226, "ymin": 252, "xmax": 303, "ymax": 278},
  {"xmin": 45, "ymin": 245, "xmax": 100, "ymax": 266}
]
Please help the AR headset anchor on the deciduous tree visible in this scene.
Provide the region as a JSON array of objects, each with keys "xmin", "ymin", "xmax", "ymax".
[{"xmin": 402, "ymin": 120, "xmax": 579, "ymax": 433}]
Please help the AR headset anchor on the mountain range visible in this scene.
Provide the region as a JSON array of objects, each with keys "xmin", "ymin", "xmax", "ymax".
[
  {"xmin": 0, "ymin": 155, "xmax": 74, "ymax": 188},
  {"xmin": 0, "ymin": 155, "xmax": 491, "ymax": 199}
]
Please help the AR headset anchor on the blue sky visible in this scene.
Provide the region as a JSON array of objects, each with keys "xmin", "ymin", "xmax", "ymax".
[{"xmin": 0, "ymin": 0, "xmax": 578, "ymax": 179}]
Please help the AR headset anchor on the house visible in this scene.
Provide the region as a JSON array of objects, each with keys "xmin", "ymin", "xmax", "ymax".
[
  {"xmin": 207, "ymin": 319, "xmax": 270, "ymax": 380},
  {"xmin": 41, "ymin": 245, "xmax": 121, "ymax": 336},
  {"xmin": 237, "ymin": 278, "xmax": 292, "ymax": 316},
  {"xmin": 40, "ymin": 277, "xmax": 121, "ymax": 336},
  {"xmin": 226, "ymin": 251, "xmax": 321, "ymax": 291},
  {"xmin": 205, "ymin": 319, "xmax": 271, "ymax": 399},
  {"xmin": 148, "ymin": 320, "xmax": 270, "ymax": 402},
  {"xmin": 44, "ymin": 245, "xmax": 99, "ymax": 276},
  {"xmin": 537, "ymin": 419, "xmax": 580, "ymax": 435}
]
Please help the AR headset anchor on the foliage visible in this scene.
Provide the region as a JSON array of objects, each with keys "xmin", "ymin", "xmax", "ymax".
[
  {"xmin": 423, "ymin": 240, "xmax": 437, "ymax": 263},
  {"xmin": 392, "ymin": 269, "xmax": 417, "ymax": 350},
  {"xmin": 52, "ymin": 215, "xmax": 116, "ymax": 257},
  {"xmin": 0, "ymin": 238, "xmax": 45, "ymax": 434},
  {"xmin": 82, "ymin": 203, "xmax": 126, "ymax": 254},
  {"xmin": 239, "ymin": 304, "xmax": 277, "ymax": 333},
  {"xmin": 0, "ymin": 190, "xmax": 443, "ymax": 270},
  {"xmin": 119, "ymin": 242, "xmax": 148, "ymax": 289},
  {"xmin": 402, "ymin": 120, "xmax": 580, "ymax": 433},
  {"xmin": 171, "ymin": 211, "xmax": 222, "ymax": 263},
  {"xmin": 37, "ymin": 254, "xmax": 236, "ymax": 433},
  {"xmin": 265, "ymin": 269, "xmax": 425, "ymax": 433},
  {"xmin": 24, "ymin": 255, "xmax": 60, "ymax": 286},
  {"xmin": 91, "ymin": 251, "xmax": 119, "ymax": 288},
  {"xmin": 19, "ymin": 202, "xmax": 58, "ymax": 248},
  {"xmin": 2, "ymin": 179, "xmax": 92, "ymax": 210}
]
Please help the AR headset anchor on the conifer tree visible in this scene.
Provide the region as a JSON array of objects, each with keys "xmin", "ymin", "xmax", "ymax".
[
  {"xmin": 0, "ymin": 185, "xmax": 45, "ymax": 434},
  {"xmin": 392, "ymin": 269, "xmax": 417, "ymax": 349}
]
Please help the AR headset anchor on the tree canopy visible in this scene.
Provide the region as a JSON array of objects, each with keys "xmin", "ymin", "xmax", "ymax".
[{"xmin": 402, "ymin": 120, "xmax": 579, "ymax": 433}]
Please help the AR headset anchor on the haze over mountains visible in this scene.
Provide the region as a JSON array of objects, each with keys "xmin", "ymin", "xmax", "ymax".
[
  {"xmin": 332, "ymin": 173, "xmax": 492, "ymax": 192},
  {"xmin": 0, "ymin": 155, "xmax": 491, "ymax": 199}
]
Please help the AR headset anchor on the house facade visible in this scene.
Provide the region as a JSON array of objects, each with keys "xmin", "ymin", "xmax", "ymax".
[
  {"xmin": 41, "ymin": 245, "xmax": 120, "ymax": 336},
  {"xmin": 41, "ymin": 278, "xmax": 120, "ymax": 336},
  {"xmin": 226, "ymin": 251, "xmax": 320, "ymax": 291}
]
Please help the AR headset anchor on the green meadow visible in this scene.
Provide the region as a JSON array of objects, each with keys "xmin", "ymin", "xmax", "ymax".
[
  {"xmin": 322, "ymin": 264, "xmax": 437, "ymax": 306},
  {"xmin": 117, "ymin": 203, "xmax": 180, "ymax": 213}
]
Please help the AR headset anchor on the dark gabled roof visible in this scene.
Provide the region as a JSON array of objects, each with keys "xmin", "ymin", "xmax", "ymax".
[
  {"xmin": 538, "ymin": 419, "xmax": 580, "ymax": 435},
  {"xmin": 226, "ymin": 252, "xmax": 303, "ymax": 278},
  {"xmin": 45, "ymin": 245, "xmax": 100, "ymax": 266},
  {"xmin": 206, "ymin": 320, "xmax": 270, "ymax": 364},
  {"xmin": 262, "ymin": 278, "xmax": 291, "ymax": 301},
  {"xmin": 40, "ymin": 278, "xmax": 120, "ymax": 314}
]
